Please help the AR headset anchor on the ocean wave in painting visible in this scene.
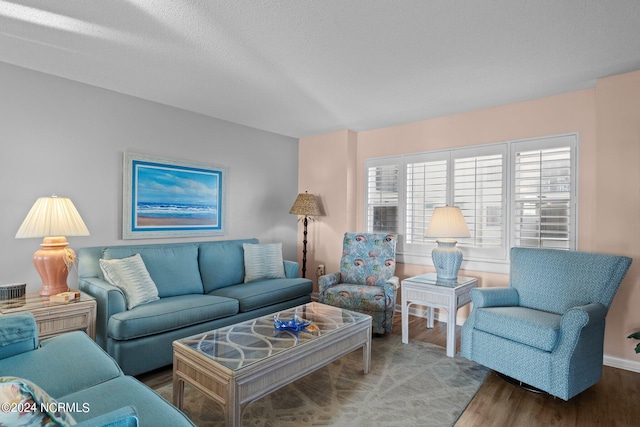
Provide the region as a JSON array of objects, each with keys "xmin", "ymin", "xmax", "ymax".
[{"xmin": 136, "ymin": 202, "xmax": 217, "ymax": 225}]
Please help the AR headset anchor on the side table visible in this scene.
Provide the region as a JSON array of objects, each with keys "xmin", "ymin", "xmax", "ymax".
[
  {"xmin": 401, "ymin": 273, "xmax": 478, "ymax": 357},
  {"xmin": 0, "ymin": 290, "xmax": 97, "ymax": 341}
]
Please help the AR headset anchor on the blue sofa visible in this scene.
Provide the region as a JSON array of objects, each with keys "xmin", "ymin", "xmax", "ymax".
[
  {"xmin": 0, "ymin": 313, "xmax": 194, "ymax": 426},
  {"xmin": 461, "ymin": 247, "xmax": 632, "ymax": 400},
  {"xmin": 78, "ymin": 238, "xmax": 312, "ymax": 375}
]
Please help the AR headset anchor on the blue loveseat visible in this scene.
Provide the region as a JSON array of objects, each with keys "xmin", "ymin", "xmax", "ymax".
[
  {"xmin": 78, "ymin": 238, "xmax": 312, "ymax": 375},
  {"xmin": 0, "ymin": 313, "xmax": 194, "ymax": 426}
]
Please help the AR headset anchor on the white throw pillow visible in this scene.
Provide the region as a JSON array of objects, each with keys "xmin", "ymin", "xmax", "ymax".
[
  {"xmin": 243, "ymin": 243, "xmax": 286, "ymax": 283},
  {"xmin": 99, "ymin": 253, "xmax": 160, "ymax": 309}
]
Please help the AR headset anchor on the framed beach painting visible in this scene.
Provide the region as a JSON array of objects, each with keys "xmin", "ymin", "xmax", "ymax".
[{"xmin": 123, "ymin": 152, "xmax": 226, "ymax": 239}]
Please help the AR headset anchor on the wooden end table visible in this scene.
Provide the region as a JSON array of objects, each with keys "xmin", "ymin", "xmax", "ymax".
[
  {"xmin": 0, "ymin": 290, "xmax": 97, "ymax": 341},
  {"xmin": 401, "ymin": 273, "xmax": 478, "ymax": 357}
]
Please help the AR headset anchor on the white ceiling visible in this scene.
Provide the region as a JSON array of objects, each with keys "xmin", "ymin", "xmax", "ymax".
[{"xmin": 1, "ymin": 1, "xmax": 640, "ymax": 138}]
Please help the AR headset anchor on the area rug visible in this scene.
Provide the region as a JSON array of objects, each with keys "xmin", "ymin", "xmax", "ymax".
[{"xmin": 156, "ymin": 334, "xmax": 488, "ymax": 427}]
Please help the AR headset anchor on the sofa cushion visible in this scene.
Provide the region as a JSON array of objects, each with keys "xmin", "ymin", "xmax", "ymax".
[
  {"xmin": 104, "ymin": 244, "xmax": 203, "ymax": 297},
  {"xmin": 0, "ymin": 376, "xmax": 77, "ymax": 426},
  {"xmin": 474, "ymin": 306, "xmax": 561, "ymax": 352},
  {"xmin": 99, "ymin": 254, "xmax": 160, "ymax": 310},
  {"xmin": 243, "ymin": 242, "xmax": 286, "ymax": 283},
  {"xmin": 0, "ymin": 331, "xmax": 122, "ymax": 399},
  {"xmin": 321, "ymin": 284, "xmax": 390, "ymax": 312},
  {"xmin": 108, "ymin": 295, "xmax": 239, "ymax": 341},
  {"xmin": 209, "ymin": 278, "xmax": 313, "ymax": 312},
  {"xmin": 60, "ymin": 376, "xmax": 194, "ymax": 426},
  {"xmin": 198, "ymin": 238, "xmax": 258, "ymax": 292}
]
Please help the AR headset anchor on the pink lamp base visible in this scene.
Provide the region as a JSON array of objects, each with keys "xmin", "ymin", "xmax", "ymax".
[{"xmin": 33, "ymin": 237, "xmax": 72, "ymax": 297}]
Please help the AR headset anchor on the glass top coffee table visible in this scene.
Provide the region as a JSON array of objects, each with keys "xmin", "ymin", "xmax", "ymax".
[{"xmin": 172, "ymin": 302, "xmax": 372, "ymax": 427}]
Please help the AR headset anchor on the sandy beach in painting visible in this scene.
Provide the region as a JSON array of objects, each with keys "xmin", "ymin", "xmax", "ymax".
[{"xmin": 136, "ymin": 216, "xmax": 216, "ymax": 226}]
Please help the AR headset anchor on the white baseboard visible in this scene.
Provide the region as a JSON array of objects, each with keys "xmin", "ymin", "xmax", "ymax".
[{"xmin": 604, "ymin": 354, "xmax": 640, "ymax": 373}]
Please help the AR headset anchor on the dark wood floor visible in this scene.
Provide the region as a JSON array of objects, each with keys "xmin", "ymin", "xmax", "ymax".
[{"xmin": 138, "ymin": 313, "xmax": 640, "ymax": 426}]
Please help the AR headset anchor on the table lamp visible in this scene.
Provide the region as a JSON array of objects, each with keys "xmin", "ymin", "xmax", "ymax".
[
  {"xmin": 15, "ymin": 195, "xmax": 90, "ymax": 297},
  {"xmin": 425, "ymin": 206, "xmax": 470, "ymax": 281},
  {"xmin": 289, "ymin": 191, "xmax": 320, "ymax": 278}
]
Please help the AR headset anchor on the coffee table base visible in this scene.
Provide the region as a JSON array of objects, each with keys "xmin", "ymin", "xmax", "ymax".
[{"xmin": 173, "ymin": 320, "xmax": 371, "ymax": 427}]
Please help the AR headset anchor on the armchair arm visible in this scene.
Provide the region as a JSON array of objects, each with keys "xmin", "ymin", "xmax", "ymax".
[
  {"xmin": 381, "ymin": 276, "xmax": 400, "ymax": 305},
  {"xmin": 559, "ymin": 303, "xmax": 607, "ymax": 336},
  {"xmin": 550, "ymin": 303, "xmax": 608, "ymax": 397},
  {"xmin": 470, "ymin": 287, "xmax": 520, "ymax": 308},
  {"xmin": 318, "ymin": 272, "xmax": 342, "ymax": 295},
  {"xmin": 0, "ymin": 313, "xmax": 38, "ymax": 359},
  {"xmin": 78, "ymin": 277, "xmax": 127, "ymax": 350}
]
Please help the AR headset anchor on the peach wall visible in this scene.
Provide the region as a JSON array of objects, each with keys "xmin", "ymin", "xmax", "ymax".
[
  {"xmin": 297, "ymin": 130, "xmax": 357, "ymax": 286},
  {"xmin": 595, "ymin": 70, "xmax": 640, "ymax": 360},
  {"xmin": 297, "ymin": 70, "xmax": 640, "ymax": 365}
]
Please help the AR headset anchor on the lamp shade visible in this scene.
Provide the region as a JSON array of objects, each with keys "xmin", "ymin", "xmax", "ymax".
[
  {"xmin": 289, "ymin": 191, "xmax": 320, "ymax": 217},
  {"xmin": 16, "ymin": 195, "xmax": 90, "ymax": 238},
  {"xmin": 425, "ymin": 206, "xmax": 470, "ymax": 239}
]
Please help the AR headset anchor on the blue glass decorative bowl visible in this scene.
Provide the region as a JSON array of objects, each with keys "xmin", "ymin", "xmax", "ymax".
[{"xmin": 274, "ymin": 315, "xmax": 312, "ymax": 332}]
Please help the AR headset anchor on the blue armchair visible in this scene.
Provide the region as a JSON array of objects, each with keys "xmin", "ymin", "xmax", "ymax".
[
  {"xmin": 461, "ymin": 247, "xmax": 631, "ymax": 400},
  {"xmin": 318, "ymin": 232, "xmax": 398, "ymax": 334}
]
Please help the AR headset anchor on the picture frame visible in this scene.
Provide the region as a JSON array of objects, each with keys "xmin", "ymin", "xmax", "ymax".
[{"xmin": 123, "ymin": 152, "xmax": 226, "ymax": 239}]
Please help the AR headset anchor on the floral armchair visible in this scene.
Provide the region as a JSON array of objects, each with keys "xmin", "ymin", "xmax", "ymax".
[{"xmin": 318, "ymin": 232, "xmax": 398, "ymax": 334}]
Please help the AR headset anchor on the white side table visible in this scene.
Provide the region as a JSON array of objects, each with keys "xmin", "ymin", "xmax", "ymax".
[{"xmin": 401, "ymin": 273, "xmax": 478, "ymax": 357}]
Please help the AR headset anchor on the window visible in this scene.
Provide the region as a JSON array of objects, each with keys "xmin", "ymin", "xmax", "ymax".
[
  {"xmin": 364, "ymin": 134, "xmax": 577, "ymax": 271},
  {"xmin": 366, "ymin": 161, "xmax": 400, "ymax": 234}
]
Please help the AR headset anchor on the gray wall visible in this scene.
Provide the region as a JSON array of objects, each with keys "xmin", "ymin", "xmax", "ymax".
[{"xmin": 0, "ymin": 62, "xmax": 300, "ymax": 292}]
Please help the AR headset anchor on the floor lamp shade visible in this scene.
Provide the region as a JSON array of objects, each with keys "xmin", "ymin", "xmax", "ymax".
[
  {"xmin": 15, "ymin": 195, "xmax": 90, "ymax": 296},
  {"xmin": 425, "ymin": 206, "xmax": 470, "ymax": 281},
  {"xmin": 289, "ymin": 192, "xmax": 321, "ymax": 278}
]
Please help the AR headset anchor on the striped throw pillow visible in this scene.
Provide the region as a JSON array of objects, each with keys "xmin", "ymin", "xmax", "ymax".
[{"xmin": 243, "ymin": 243, "xmax": 286, "ymax": 283}]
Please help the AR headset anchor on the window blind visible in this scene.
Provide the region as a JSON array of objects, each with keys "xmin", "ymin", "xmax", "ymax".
[
  {"xmin": 514, "ymin": 146, "xmax": 572, "ymax": 249},
  {"xmin": 406, "ymin": 160, "xmax": 447, "ymax": 243},
  {"xmin": 454, "ymin": 154, "xmax": 503, "ymax": 248},
  {"xmin": 367, "ymin": 164, "xmax": 399, "ymax": 234}
]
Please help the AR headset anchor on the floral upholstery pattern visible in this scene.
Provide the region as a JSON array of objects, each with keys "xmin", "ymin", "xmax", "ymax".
[
  {"xmin": 0, "ymin": 376, "xmax": 76, "ymax": 427},
  {"xmin": 319, "ymin": 233, "xmax": 397, "ymax": 334}
]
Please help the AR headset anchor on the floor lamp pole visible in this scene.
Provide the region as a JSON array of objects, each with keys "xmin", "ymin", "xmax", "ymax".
[{"xmin": 301, "ymin": 215, "xmax": 309, "ymax": 278}]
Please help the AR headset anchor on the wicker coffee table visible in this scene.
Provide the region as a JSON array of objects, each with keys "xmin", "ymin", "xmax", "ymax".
[{"xmin": 172, "ymin": 302, "xmax": 372, "ymax": 427}]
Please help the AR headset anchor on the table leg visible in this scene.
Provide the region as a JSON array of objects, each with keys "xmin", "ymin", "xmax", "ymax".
[
  {"xmin": 172, "ymin": 376, "xmax": 184, "ymax": 410},
  {"xmin": 363, "ymin": 339, "xmax": 371, "ymax": 374},
  {"xmin": 402, "ymin": 295, "xmax": 409, "ymax": 344},
  {"xmin": 426, "ymin": 306, "xmax": 435, "ymax": 329},
  {"xmin": 225, "ymin": 382, "xmax": 241, "ymax": 427},
  {"xmin": 446, "ymin": 306, "xmax": 456, "ymax": 357}
]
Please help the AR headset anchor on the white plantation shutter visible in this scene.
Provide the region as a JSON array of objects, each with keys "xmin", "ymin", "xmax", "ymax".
[
  {"xmin": 406, "ymin": 158, "xmax": 447, "ymax": 244},
  {"xmin": 454, "ymin": 152, "xmax": 504, "ymax": 249},
  {"xmin": 366, "ymin": 161, "xmax": 400, "ymax": 234},
  {"xmin": 513, "ymin": 138, "xmax": 575, "ymax": 249},
  {"xmin": 364, "ymin": 133, "xmax": 578, "ymax": 270}
]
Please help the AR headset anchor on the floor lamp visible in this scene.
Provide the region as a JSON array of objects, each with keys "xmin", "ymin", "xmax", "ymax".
[{"xmin": 289, "ymin": 191, "xmax": 320, "ymax": 278}]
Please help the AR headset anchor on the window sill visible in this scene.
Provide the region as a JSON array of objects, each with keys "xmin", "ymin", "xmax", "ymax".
[{"xmin": 398, "ymin": 252, "xmax": 510, "ymax": 275}]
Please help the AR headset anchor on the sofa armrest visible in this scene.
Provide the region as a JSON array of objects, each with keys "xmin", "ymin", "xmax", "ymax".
[
  {"xmin": 78, "ymin": 277, "xmax": 127, "ymax": 349},
  {"xmin": 75, "ymin": 405, "xmax": 138, "ymax": 427},
  {"xmin": 0, "ymin": 313, "xmax": 38, "ymax": 360},
  {"xmin": 283, "ymin": 260, "xmax": 300, "ymax": 278},
  {"xmin": 470, "ymin": 287, "xmax": 519, "ymax": 308}
]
